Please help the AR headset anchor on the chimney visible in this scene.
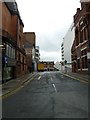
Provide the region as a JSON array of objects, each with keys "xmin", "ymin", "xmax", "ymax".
[{"xmin": 77, "ymin": 8, "xmax": 80, "ymax": 13}]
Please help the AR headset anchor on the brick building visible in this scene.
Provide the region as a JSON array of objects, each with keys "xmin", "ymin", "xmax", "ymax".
[
  {"xmin": 71, "ymin": 1, "xmax": 90, "ymax": 74},
  {"xmin": 0, "ymin": 1, "xmax": 27, "ymax": 82},
  {"xmin": 39, "ymin": 61, "xmax": 54, "ymax": 71},
  {"xmin": 23, "ymin": 32, "xmax": 36, "ymax": 72}
]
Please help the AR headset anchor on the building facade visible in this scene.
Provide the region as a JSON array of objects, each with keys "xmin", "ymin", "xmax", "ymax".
[
  {"xmin": 61, "ymin": 23, "xmax": 75, "ymax": 65},
  {"xmin": 23, "ymin": 32, "xmax": 36, "ymax": 72},
  {"xmin": 38, "ymin": 61, "xmax": 54, "ymax": 71},
  {"xmin": 61, "ymin": 42, "xmax": 64, "ymax": 61},
  {"xmin": 1, "ymin": 1, "xmax": 27, "ymax": 82},
  {"xmin": 35, "ymin": 46, "xmax": 40, "ymax": 71},
  {"xmin": 71, "ymin": 1, "xmax": 90, "ymax": 74}
]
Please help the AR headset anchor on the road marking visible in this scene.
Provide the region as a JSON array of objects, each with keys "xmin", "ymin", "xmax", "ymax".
[
  {"xmin": 1, "ymin": 75, "xmax": 37, "ymax": 99},
  {"xmin": 63, "ymin": 74, "xmax": 88, "ymax": 84},
  {"xmin": 1, "ymin": 86, "xmax": 23, "ymax": 99},
  {"xmin": 52, "ymin": 84, "xmax": 57, "ymax": 93},
  {"xmin": 24, "ymin": 80, "xmax": 30, "ymax": 86},
  {"xmin": 38, "ymin": 76, "xmax": 41, "ymax": 80}
]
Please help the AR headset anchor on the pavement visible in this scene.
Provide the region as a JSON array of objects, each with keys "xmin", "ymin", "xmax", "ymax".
[
  {"xmin": 61, "ymin": 71, "xmax": 88, "ymax": 83},
  {"xmin": 0, "ymin": 71, "xmax": 88, "ymax": 98},
  {"xmin": 0, "ymin": 72, "xmax": 38, "ymax": 98}
]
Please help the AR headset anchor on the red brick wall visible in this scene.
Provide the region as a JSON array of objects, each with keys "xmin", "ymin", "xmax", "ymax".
[
  {"xmin": 0, "ymin": 1, "xmax": 2, "ymax": 29},
  {"xmin": 2, "ymin": 2, "xmax": 11, "ymax": 34},
  {"xmin": 11, "ymin": 15, "xmax": 18, "ymax": 40},
  {"xmin": 23, "ymin": 32, "xmax": 36, "ymax": 46},
  {"xmin": 2, "ymin": 2, "xmax": 17, "ymax": 40}
]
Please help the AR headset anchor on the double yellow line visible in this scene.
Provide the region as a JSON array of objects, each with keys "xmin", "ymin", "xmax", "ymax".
[{"xmin": 0, "ymin": 74, "xmax": 37, "ymax": 99}]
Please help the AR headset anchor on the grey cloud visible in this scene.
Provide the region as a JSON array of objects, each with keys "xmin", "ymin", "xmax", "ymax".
[{"xmin": 36, "ymin": 29, "xmax": 66, "ymax": 53}]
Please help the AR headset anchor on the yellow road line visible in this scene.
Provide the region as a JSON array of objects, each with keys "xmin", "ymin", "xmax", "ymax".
[
  {"xmin": 1, "ymin": 77, "xmax": 35, "ymax": 99},
  {"xmin": 2, "ymin": 86, "xmax": 24, "ymax": 99}
]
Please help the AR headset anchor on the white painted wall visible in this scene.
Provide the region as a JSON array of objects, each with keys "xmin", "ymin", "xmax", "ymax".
[{"xmin": 63, "ymin": 23, "xmax": 75, "ymax": 64}]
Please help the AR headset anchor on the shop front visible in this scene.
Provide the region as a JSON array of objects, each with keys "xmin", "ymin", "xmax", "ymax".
[{"xmin": 2, "ymin": 56, "xmax": 16, "ymax": 83}]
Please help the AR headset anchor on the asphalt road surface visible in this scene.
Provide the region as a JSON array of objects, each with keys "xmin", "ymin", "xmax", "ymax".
[{"xmin": 2, "ymin": 71, "xmax": 88, "ymax": 118}]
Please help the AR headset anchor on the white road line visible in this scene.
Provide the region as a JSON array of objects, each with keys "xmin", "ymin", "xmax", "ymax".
[
  {"xmin": 38, "ymin": 76, "xmax": 41, "ymax": 80},
  {"xmin": 52, "ymin": 84, "xmax": 57, "ymax": 93}
]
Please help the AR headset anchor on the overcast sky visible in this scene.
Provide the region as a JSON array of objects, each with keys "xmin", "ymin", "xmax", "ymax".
[{"xmin": 15, "ymin": 0, "xmax": 81, "ymax": 63}]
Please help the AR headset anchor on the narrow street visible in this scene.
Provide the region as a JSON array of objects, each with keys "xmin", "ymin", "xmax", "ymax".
[{"xmin": 2, "ymin": 71, "xmax": 88, "ymax": 118}]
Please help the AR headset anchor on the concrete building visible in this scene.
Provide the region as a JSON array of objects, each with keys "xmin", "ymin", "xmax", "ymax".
[
  {"xmin": 71, "ymin": 0, "xmax": 90, "ymax": 74},
  {"xmin": 61, "ymin": 23, "xmax": 75, "ymax": 72},
  {"xmin": 61, "ymin": 42, "xmax": 64, "ymax": 61},
  {"xmin": 61, "ymin": 23, "xmax": 75, "ymax": 64},
  {"xmin": 0, "ymin": 1, "xmax": 27, "ymax": 82},
  {"xmin": 35, "ymin": 46, "xmax": 40, "ymax": 63},
  {"xmin": 54, "ymin": 61, "xmax": 61, "ymax": 71},
  {"xmin": 23, "ymin": 32, "xmax": 36, "ymax": 72},
  {"xmin": 35, "ymin": 46, "xmax": 40, "ymax": 71}
]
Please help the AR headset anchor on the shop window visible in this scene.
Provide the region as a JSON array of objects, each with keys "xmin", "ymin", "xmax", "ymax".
[
  {"xmin": 11, "ymin": 47, "xmax": 15, "ymax": 59},
  {"xmin": 10, "ymin": 47, "xmax": 13, "ymax": 58},
  {"xmin": 13, "ymin": 49, "xmax": 15, "ymax": 59},
  {"xmin": 5, "ymin": 44, "xmax": 8, "ymax": 56},
  {"xmin": 3, "ymin": 67, "xmax": 13, "ymax": 81}
]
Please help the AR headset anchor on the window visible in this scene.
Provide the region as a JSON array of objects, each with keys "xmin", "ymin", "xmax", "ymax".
[
  {"xmin": 80, "ymin": 28, "xmax": 87, "ymax": 43},
  {"xmin": 80, "ymin": 30, "xmax": 83, "ymax": 43},
  {"xmin": 82, "ymin": 58, "xmax": 84, "ymax": 68},
  {"xmin": 75, "ymin": 28, "xmax": 79, "ymax": 46},
  {"xmin": 85, "ymin": 56, "xmax": 87, "ymax": 68},
  {"xmin": 18, "ymin": 53, "xmax": 20, "ymax": 61},
  {"xmin": 6, "ymin": 45, "xmax": 9, "ymax": 56},
  {"xmin": 81, "ymin": 49, "xmax": 87, "ymax": 56},
  {"xmin": 77, "ymin": 59, "xmax": 80, "ymax": 69},
  {"xmin": 23, "ymin": 57, "xmax": 24, "ymax": 70},
  {"xmin": 5, "ymin": 44, "xmax": 15, "ymax": 59},
  {"xmin": 82, "ymin": 56, "xmax": 87, "ymax": 69},
  {"xmin": 84, "ymin": 28, "xmax": 87, "ymax": 40},
  {"xmin": 8, "ymin": 46, "xmax": 11, "ymax": 57}
]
